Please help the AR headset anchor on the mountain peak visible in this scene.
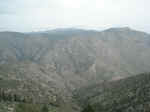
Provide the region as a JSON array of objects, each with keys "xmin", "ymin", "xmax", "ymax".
[{"xmin": 105, "ymin": 27, "xmax": 132, "ymax": 32}]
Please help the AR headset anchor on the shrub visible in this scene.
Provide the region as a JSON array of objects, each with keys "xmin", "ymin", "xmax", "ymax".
[
  {"xmin": 15, "ymin": 103, "xmax": 41, "ymax": 112},
  {"xmin": 82, "ymin": 104, "xmax": 95, "ymax": 112}
]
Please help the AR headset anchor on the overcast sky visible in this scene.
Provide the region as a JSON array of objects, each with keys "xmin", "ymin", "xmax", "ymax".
[{"xmin": 0, "ymin": 0, "xmax": 150, "ymax": 32}]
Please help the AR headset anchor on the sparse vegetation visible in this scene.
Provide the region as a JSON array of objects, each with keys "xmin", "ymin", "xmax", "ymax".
[
  {"xmin": 0, "ymin": 29, "xmax": 150, "ymax": 112},
  {"xmin": 76, "ymin": 73, "xmax": 150, "ymax": 112},
  {"xmin": 14, "ymin": 103, "xmax": 49, "ymax": 112}
]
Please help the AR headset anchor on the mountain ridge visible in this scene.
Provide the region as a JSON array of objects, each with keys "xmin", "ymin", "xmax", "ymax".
[
  {"xmin": 1, "ymin": 27, "xmax": 149, "ymax": 35},
  {"xmin": 0, "ymin": 27, "xmax": 150, "ymax": 112}
]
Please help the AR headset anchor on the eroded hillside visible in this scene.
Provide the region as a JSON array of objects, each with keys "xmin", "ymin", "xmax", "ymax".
[{"xmin": 0, "ymin": 28, "xmax": 150, "ymax": 112}]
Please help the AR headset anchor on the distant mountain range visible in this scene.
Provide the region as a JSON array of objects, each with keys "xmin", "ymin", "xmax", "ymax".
[{"xmin": 0, "ymin": 27, "xmax": 150, "ymax": 112}]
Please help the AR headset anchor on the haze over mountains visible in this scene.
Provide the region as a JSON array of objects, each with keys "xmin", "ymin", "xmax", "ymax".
[{"xmin": 0, "ymin": 27, "xmax": 150, "ymax": 112}]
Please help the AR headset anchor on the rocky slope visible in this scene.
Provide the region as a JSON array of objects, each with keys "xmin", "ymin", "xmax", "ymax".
[
  {"xmin": 0, "ymin": 27, "xmax": 150, "ymax": 111},
  {"xmin": 75, "ymin": 73, "xmax": 150, "ymax": 112},
  {"xmin": 1, "ymin": 28, "xmax": 150, "ymax": 88}
]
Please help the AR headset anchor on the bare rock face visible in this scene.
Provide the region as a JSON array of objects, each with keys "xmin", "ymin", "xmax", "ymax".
[{"xmin": 0, "ymin": 28, "xmax": 150, "ymax": 111}]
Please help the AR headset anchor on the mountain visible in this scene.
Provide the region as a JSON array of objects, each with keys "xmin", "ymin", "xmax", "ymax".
[
  {"xmin": 0, "ymin": 27, "xmax": 150, "ymax": 112},
  {"xmin": 75, "ymin": 73, "xmax": 150, "ymax": 112}
]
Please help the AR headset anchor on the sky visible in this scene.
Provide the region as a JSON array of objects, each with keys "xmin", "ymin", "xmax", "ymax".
[{"xmin": 0, "ymin": 0, "xmax": 150, "ymax": 32}]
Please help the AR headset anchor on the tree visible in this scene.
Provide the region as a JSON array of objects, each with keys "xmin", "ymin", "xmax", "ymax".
[
  {"xmin": 82, "ymin": 104, "xmax": 95, "ymax": 112},
  {"xmin": 41, "ymin": 105, "xmax": 49, "ymax": 112}
]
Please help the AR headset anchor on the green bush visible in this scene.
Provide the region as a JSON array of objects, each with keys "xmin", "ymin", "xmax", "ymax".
[
  {"xmin": 41, "ymin": 105, "xmax": 49, "ymax": 112},
  {"xmin": 82, "ymin": 104, "xmax": 95, "ymax": 112},
  {"xmin": 15, "ymin": 103, "xmax": 41, "ymax": 112},
  {"xmin": 15, "ymin": 103, "xmax": 49, "ymax": 112}
]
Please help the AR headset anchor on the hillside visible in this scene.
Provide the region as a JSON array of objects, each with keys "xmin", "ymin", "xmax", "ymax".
[
  {"xmin": 0, "ymin": 27, "xmax": 150, "ymax": 112},
  {"xmin": 75, "ymin": 73, "xmax": 150, "ymax": 112},
  {"xmin": 1, "ymin": 28, "xmax": 150, "ymax": 89}
]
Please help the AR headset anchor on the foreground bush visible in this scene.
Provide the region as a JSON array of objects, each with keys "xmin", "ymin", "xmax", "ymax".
[
  {"xmin": 82, "ymin": 104, "xmax": 95, "ymax": 112},
  {"xmin": 15, "ymin": 103, "xmax": 49, "ymax": 112}
]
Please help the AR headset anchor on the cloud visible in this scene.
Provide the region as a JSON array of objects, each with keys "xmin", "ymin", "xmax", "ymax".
[{"xmin": 0, "ymin": 0, "xmax": 150, "ymax": 32}]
